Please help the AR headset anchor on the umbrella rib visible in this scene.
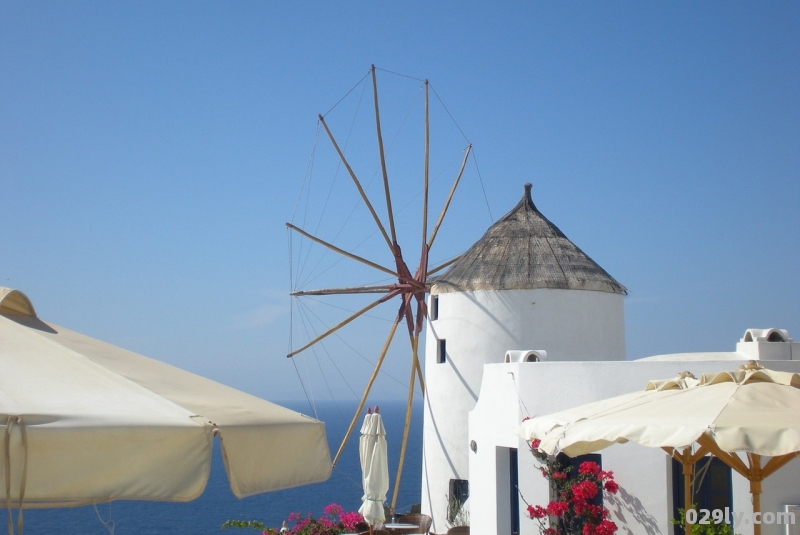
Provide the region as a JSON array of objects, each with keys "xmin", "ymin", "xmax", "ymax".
[
  {"xmin": 761, "ymin": 452, "xmax": 800, "ymax": 478},
  {"xmin": 695, "ymin": 434, "xmax": 751, "ymax": 478}
]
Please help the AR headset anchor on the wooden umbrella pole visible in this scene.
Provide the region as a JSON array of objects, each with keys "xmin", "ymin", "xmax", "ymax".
[
  {"xmin": 391, "ymin": 351, "xmax": 417, "ymax": 514},
  {"xmin": 318, "ymin": 114, "xmax": 393, "ymax": 250},
  {"xmin": 428, "ymin": 144, "xmax": 472, "ymax": 248},
  {"xmin": 286, "ymin": 223, "xmax": 402, "ymax": 281},
  {"xmin": 332, "ymin": 321, "xmax": 400, "ymax": 467},
  {"xmin": 680, "ymin": 448, "xmax": 693, "ymax": 535},
  {"xmin": 371, "ymin": 65, "xmax": 397, "ymax": 245},
  {"xmin": 748, "ymin": 453, "xmax": 763, "ymax": 535}
]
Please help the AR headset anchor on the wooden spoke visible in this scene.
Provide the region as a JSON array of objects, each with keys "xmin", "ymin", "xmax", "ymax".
[
  {"xmin": 291, "ymin": 284, "xmax": 413, "ymax": 297},
  {"xmin": 428, "ymin": 144, "xmax": 472, "ymax": 249},
  {"xmin": 427, "ymin": 255, "xmax": 462, "ymax": 276},
  {"xmin": 287, "ymin": 296, "xmax": 391, "ymax": 358},
  {"xmin": 286, "ymin": 223, "xmax": 402, "ymax": 281},
  {"xmin": 391, "ymin": 354, "xmax": 417, "ymax": 513},
  {"xmin": 422, "ymin": 80, "xmax": 430, "ymax": 251},
  {"xmin": 371, "ymin": 65, "xmax": 397, "ymax": 245},
  {"xmin": 318, "ymin": 114, "xmax": 393, "ymax": 251},
  {"xmin": 332, "ymin": 321, "xmax": 400, "ymax": 467}
]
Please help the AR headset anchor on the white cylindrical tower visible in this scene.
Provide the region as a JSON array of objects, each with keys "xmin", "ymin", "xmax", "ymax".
[{"xmin": 421, "ymin": 184, "xmax": 627, "ymax": 532}]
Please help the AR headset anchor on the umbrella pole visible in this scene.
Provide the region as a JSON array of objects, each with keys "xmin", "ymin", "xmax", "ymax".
[
  {"xmin": 683, "ymin": 459, "xmax": 693, "ymax": 535},
  {"xmin": 665, "ymin": 445, "xmax": 709, "ymax": 535},
  {"xmin": 748, "ymin": 454, "xmax": 762, "ymax": 535}
]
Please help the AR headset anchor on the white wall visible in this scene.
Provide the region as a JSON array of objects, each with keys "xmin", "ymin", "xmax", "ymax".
[
  {"xmin": 468, "ymin": 360, "xmax": 800, "ymax": 535},
  {"xmin": 422, "ymin": 288, "xmax": 625, "ymax": 532}
]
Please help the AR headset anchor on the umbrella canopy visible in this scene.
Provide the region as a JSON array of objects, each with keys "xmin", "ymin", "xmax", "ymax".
[
  {"xmin": 516, "ymin": 362, "xmax": 800, "ymax": 535},
  {"xmin": 0, "ymin": 287, "xmax": 332, "ymax": 512},
  {"xmin": 358, "ymin": 408, "xmax": 388, "ymax": 527}
]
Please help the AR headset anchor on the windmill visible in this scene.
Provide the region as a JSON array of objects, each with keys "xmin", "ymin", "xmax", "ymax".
[{"xmin": 286, "ymin": 65, "xmax": 473, "ymax": 513}]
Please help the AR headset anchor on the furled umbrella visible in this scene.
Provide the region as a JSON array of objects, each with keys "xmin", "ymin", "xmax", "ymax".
[
  {"xmin": 517, "ymin": 362, "xmax": 800, "ymax": 535},
  {"xmin": 0, "ymin": 287, "xmax": 332, "ymax": 535},
  {"xmin": 358, "ymin": 407, "xmax": 389, "ymax": 533}
]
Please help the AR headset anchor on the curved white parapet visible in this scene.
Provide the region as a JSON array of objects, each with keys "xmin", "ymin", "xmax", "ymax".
[
  {"xmin": 742, "ymin": 328, "xmax": 791, "ymax": 343},
  {"xmin": 503, "ymin": 349, "xmax": 547, "ymax": 363}
]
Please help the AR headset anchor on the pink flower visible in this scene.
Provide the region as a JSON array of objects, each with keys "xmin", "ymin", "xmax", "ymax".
[
  {"xmin": 323, "ymin": 503, "xmax": 343, "ymax": 517},
  {"xmin": 340, "ymin": 512, "xmax": 363, "ymax": 531},
  {"xmin": 288, "ymin": 512, "xmax": 300, "ymax": 522}
]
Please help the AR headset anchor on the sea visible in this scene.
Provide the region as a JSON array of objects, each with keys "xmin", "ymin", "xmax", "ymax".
[{"xmin": 21, "ymin": 400, "xmax": 423, "ymax": 534}]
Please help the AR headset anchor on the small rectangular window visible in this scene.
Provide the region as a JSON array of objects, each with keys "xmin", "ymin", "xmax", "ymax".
[
  {"xmin": 437, "ymin": 339, "xmax": 446, "ymax": 364},
  {"xmin": 430, "ymin": 295, "xmax": 439, "ymax": 321}
]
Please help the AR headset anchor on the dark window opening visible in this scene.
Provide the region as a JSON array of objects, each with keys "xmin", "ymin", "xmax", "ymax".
[
  {"xmin": 553, "ymin": 453, "xmax": 603, "ymax": 508},
  {"xmin": 431, "ymin": 295, "xmax": 439, "ymax": 321},
  {"xmin": 672, "ymin": 457, "xmax": 733, "ymax": 535},
  {"xmin": 437, "ymin": 339, "xmax": 446, "ymax": 364},
  {"xmin": 510, "ymin": 448, "xmax": 520, "ymax": 535},
  {"xmin": 447, "ymin": 479, "xmax": 469, "ymax": 527}
]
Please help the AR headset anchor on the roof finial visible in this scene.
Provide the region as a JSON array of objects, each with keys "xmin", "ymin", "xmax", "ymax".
[{"xmin": 523, "ymin": 183, "xmax": 535, "ymax": 209}]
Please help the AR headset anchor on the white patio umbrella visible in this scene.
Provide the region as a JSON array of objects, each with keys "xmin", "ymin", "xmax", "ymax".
[
  {"xmin": 0, "ymin": 288, "xmax": 332, "ymax": 533},
  {"xmin": 358, "ymin": 407, "xmax": 389, "ymax": 531},
  {"xmin": 517, "ymin": 362, "xmax": 800, "ymax": 535}
]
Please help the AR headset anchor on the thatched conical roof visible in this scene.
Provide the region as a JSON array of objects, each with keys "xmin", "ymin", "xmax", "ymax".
[{"xmin": 430, "ymin": 184, "xmax": 626, "ymax": 295}]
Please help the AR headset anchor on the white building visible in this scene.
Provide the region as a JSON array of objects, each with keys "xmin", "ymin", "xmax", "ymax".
[{"xmin": 420, "ymin": 185, "xmax": 800, "ymax": 535}]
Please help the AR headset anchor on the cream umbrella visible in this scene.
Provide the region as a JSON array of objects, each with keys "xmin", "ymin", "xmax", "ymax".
[
  {"xmin": 517, "ymin": 362, "xmax": 800, "ymax": 535},
  {"xmin": 0, "ymin": 288, "xmax": 332, "ymax": 534},
  {"xmin": 358, "ymin": 407, "xmax": 389, "ymax": 532}
]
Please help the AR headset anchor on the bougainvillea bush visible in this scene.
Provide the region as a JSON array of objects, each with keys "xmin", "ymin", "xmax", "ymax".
[
  {"xmin": 223, "ymin": 503, "xmax": 364, "ymax": 535},
  {"xmin": 525, "ymin": 433, "xmax": 619, "ymax": 535}
]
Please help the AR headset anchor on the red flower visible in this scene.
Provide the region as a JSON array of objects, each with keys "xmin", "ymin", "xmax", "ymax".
[
  {"xmin": 578, "ymin": 461, "xmax": 601, "ymax": 476},
  {"xmin": 552, "ymin": 471, "xmax": 568, "ymax": 480},
  {"xmin": 523, "ymin": 416, "xmax": 532, "ymax": 422},
  {"xmin": 583, "ymin": 523, "xmax": 595, "ymax": 535},
  {"xmin": 571, "ymin": 480, "xmax": 599, "ymax": 502},
  {"xmin": 527, "ymin": 505, "xmax": 548, "ymax": 519},
  {"xmin": 603, "ymin": 480, "xmax": 619, "ymax": 494},
  {"xmin": 531, "ymin": 438, "xmax": 542, "ymax": 449},
  {"xmin": 547, "ymin": 500, "xmax": 570, "ymax": 516},
  {"xmin": 595, "ymin": 520, "xmax": 618, "ymax": 535},
  {"xmin": 598, "ymin": 470, "xmax": 614, "ymax": 481}
]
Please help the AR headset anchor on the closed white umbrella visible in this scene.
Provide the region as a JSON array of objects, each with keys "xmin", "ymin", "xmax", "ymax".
[
  {"xmin": 517, "ymin": 362, "xmax": 800, "ymax": 535},
  {"xmin": 0, "ymin": 287, "xmax": 332, "ymax": 533},
  {"xmin": 358, "ymin": 408, "xmax": 389, "ymax": 529}
]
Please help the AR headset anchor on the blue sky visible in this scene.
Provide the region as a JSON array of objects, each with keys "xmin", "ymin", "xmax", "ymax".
[{"xmin": 1, "ymin": 2, "xmax": 798, "ymax": 403}]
